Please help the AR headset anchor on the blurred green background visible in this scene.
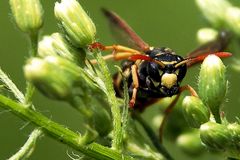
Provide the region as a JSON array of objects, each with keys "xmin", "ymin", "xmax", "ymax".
[{"xmin": 0, "ymin": 0, "xmax": 240, "ymax": 159}]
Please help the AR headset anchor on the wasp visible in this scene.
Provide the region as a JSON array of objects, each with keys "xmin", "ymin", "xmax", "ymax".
[{"xmin": 90, "ymin": 9, "xmax": 231, "ymax": 141}]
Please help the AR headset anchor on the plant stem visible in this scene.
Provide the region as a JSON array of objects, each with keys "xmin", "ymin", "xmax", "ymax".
[
  {"xmin": 213, "ymin": 112, "xmax": 222, "ymax": 124},
  {"xmin": 132, "ymin": 112, "xmax": 173, "ymax": 160},
  {"xmin": 29, "ymin": 32, "xmax": 38, "ymax": 57},
  {"xmin": 24, "ymin": 82, "xmax": 35, "ymax": 106},
  {"xmin": 121, "ymin": 69, "xmax": 129, "ymax": 136},
  {"xmin": 96, "ymin": 52, "xmax": 123, "ymax": 151},
  {"xmin": 0, "ymin": 68, "xmax": 25, "ymax": 103},
  {"xmin": 24, "ymin": 32, "xmax": 38, "ymax": 105},
  {"xmin": 8, "ymin": 128, "xmax": 43, "ymax": 160},
  {"xmin": 0, "ymin": 68, "xmax": 40, "ymax": 159},
  {"xmin": 0, "ymin": 95, "xmax": 133, "ymax": 160}
]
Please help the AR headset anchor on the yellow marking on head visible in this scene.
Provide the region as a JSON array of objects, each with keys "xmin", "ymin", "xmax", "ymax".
[
  {"xmin": 161, "ymin": 73, "xmax": 177, "ymax": 89},
  {"xmin": 161, "ymin": 61, "xmax": 177, "ymax": 65}
]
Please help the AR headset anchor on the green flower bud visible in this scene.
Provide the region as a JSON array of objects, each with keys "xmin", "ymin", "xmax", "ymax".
[
  {"xmin": 200, "ymin": 122, "xmax": 231, "ymax": 150},
  {"xmin": 198, "ymin": 55, "xmax": 227, "ymax": 122},
  {"xmin": 54, "ymin": 0, "xmax": 96, "ymax": 47},
  {"xmin": 197, "ymin": 28, "xmax": 218, "ymax": 45},
  {"xmin": 177, "ymin": 130, "xmax": 205, "ymax": 156},
  {"xmin": 38, "ymin": 35, "xmax": 57, "ymax": 57},
  {"xmin": 195, "ymin": 0, "xmax": 232, "ymax": 27},
  {"xmin": 227, "ymin": 123, "xmax": 240, "ymax": 146},
  {"xmin": 91, "ymin": 105, "xmax": 112, "ymax": 136},
  {"xmin": 24, "ymin": 56, "xmax": 81, "ymax": 100},
  {"xmin": 182, "ymin": 96, "xmax": 210, "ymax": 128},
  {"xmin": 9, "ymin": 0, "xmax": 44, "ymax": 33},
  {"xmin": 38, "ymin": 33, "xmax": 86, "ymax": 65},
  {"xmin": 225, "ymin": 7, "xmax": 240, "ymax": 36},
  {"xmin": 228, "ymin": 123, "xmax": 240, "ymax": 138}
]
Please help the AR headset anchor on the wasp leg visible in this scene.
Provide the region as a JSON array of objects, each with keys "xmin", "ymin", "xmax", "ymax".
[
  {"xmin": 129, "ymin": 64, "xmax": 139, "ymax": 108},
  {"xmin": 159, "ymin": 94, "xmax": 181, "ymax": 143},
  {"xmin": 89, "ymin": 42, "xmax": 141, "ymax": 64},
  {"xmin": 159, "ymin": 85, "xmax": 198, "ymax": 143},
  {"xmin": 179, "ymin": 85, "xmax": 198, "ymax": 97}
]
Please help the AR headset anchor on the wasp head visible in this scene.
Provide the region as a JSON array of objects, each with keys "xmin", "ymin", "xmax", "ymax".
[{"xmin": 146, "ymin": 47, "xmax": 187, "ymax": 96}]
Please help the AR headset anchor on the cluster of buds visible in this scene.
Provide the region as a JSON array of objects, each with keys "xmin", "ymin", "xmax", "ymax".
[
  {"xmin": 196, "ymin": 0, "xmax": 240, "ymax": 36},
  {"xmin": 17, "ymin": 0, "xmax": 112, "ymax": 137},
  {"xmin": 182, "ymin": 55, "xmax": 227, "ymax": 126},
  {"xmin": 181, "ymin": 54, "xmax": 240, "ymax": 158}
]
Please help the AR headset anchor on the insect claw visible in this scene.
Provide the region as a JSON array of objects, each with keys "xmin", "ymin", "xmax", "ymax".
[
  {"xmin": 129, "ymin": 99, "xmax": 135, "ymax": 108},
  {"xmin": 89, "ymin": 42, "xmax": 105, "ymax": 51}
]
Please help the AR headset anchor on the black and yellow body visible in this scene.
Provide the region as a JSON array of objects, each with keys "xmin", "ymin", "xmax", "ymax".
[
  {"xmin": 91, "ymin": 8, "xmax": 231, "ymax": 110},
  {"xmin": 89, "ymin": 8, "xmax": 231, "ymax": 141},
  {"xmin": 113, "ymin": 47, "xmax": 188, "ymax": 110}
]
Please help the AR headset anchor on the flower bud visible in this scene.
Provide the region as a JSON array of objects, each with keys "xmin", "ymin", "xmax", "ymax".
[
  {"xmin": 91, "ymin": 105, "xmax": 112, "ymax": 136},
  {"xmin": 227, "ymin": 123, "xmax": 240, "ymax": 147},
  {"xmin": 226, "ymin": 123, "xmax": 240, "ymax": 159},
  {"xmin": 197, "ymin": 28, "xmax": 218, "ymax": 45},
  {"xmin": 195, "ymin": 0, "xmax": 232, "ymax": 27},
  {"xmin": 9, "ymin": 0, "xmax": 44, "ymax": 33},
  {"xmin": 198, "ymin": 55, "xmax": 227, "ymax": 122},
  {"xmin": 38, "ymin": 33, "xmax": 86, "ymax": 64},
  {"xmin": 225, "ymin": 7, "xmax": 240, "ymax": 36},
  {"xmin": 177, "ymin": 130, "xmax": 205, "ymax": 156},
  {"xmin": 24, "ymin": 56, "xmax": 81, "ymax": 100},
  {"xmin": 54, "ymin": 0, "xmax": 96, "ymax": 47},
  {"xmin": 182, "ymin": 96, "xmax": 210, "ymax": 128},
  {"xmin": 200, "ymin": 122, "xmax": 231, "ymax": 150}
]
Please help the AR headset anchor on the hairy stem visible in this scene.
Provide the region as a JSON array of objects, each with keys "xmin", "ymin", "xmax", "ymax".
[
  {"xmin": 0, "ymin": 68, "xmax": 25, "ymax": 103},
  {"xmin": 96, "ymin": 52, "xmax": 123, "ymax": 151},
  {"xmin": 8, "ymin": 128, "xmax": 43, "ymax": 160},
  {"xmin": 0, "ymin": 95, "xmax": 133, "ymax": 160}
]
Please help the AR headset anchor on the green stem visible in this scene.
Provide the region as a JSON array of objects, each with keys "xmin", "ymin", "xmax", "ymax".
[
  {"xmin": 0, "ymin": 95, "xmax": 133, "ymax": 160},
  {"xmin": 132, "ymin": 112, "xmax": 173, "ymax": 160},
  {"xmin": 213, "ymin": 112, "xmax": 221, "ymax": 124},
  {"xmin": 29, "ymin": 32, "xmax": 38, "ymax": 57},
  {"xmin": 24, "ymin": 32, "xmax": 38, "ymax": 105},
  {"xmin": 8, "ymin": 128, "xmax": 43, "ymax": 160},
  {"xmin": 0, "ymin": 68, "xmax": 25, "ymax": 103},
  {"xmin": 24, "ymin": 82, "xmax": 35, "ymax": 106},
  {"xmin": 96, "ymin": 52, "xmax": 123, "ymax": 151},
  {"xmin": 121, "ymin": 69, "xmax": 129, "ymax": 136}
]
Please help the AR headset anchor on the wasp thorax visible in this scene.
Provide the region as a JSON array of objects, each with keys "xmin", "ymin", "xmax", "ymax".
[{"xmin": 161, "ymin": 73, "xmax": 177, "ymax": 89}]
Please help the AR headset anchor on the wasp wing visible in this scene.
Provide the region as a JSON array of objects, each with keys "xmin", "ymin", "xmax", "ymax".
[
  {"xmin": 186, "ymin": 30, "xmax": 231, "ymax": 67},
  {"xmin": 102, "ymin": 8, "xmax": 150, "ymax": 52}
]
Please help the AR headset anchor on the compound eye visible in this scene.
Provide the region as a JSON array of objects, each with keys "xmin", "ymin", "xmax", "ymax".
[{"xmin": 148, "ymin": 62, "xmax": 161, "ymax": 81}]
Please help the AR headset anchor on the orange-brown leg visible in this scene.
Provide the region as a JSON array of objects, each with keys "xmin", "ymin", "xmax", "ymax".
[
  {"xmin": 129, "ymin": 64, "xmax": 139, "ymax": 108},
  {"xmin": 159, "ymin": 85, "xmax": 198, "ymax": 143},
  {"xmin": 89, "ymin": 42, "xmax": 141, "ymax": 64}
]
